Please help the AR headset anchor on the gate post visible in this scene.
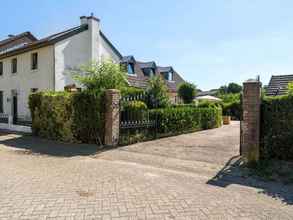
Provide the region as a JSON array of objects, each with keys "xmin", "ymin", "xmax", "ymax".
[
  {"xmin": 241, "ymin": 80, "xmax": 261, "ymax": 163},
  {"xmin": 104, "ymin": 89, "xmax": 121, "ymax": 147}
]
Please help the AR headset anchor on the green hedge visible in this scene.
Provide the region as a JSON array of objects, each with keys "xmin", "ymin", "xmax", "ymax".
[
  {"xmin": 151, "ymin": 106, "xmax": 222, "ymax": 136},
  {"xmin": 222, "ymin": 101, "xmax": 242, "ymax": 120},
  {"xmin": 261, "ymin": 95, "xmax": 293, "ymax": 161},
  {"xmin": 29, "ymin": 91, "xmax": 103, "ymax": 144}
]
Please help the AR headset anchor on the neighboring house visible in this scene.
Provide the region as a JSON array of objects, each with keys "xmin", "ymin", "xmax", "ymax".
[
  {"xmin": 197, "ymin": 89, "xmax": 218, "ymax": 97},
  {"xmin": 0, "ymin": 15, "xmax": 185, "ymax": 125},
  {"xmin": 266, "ymin": 75, "xmax": 293, "ymax": 96},
  {"xmin": 121, "ymin": 55, "xmax": 185, "ymax": 103}
]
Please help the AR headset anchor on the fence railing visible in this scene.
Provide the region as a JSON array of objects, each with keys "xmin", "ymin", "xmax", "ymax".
[
  {"xmin": 119, "ymin": 93, "xmax": 158, "ymax": 145},
  {"xmin": 0, "ymin": 113, "xmax": 9, "ymax": 124},
  {"xmin": 13, "ymin": 115, "xmax": 32, "ymax": 127}
]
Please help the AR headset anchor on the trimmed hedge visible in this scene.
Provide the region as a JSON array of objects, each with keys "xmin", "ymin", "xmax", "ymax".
[
  {"xmin": 222, "ymin": 101, "xmax": 242, "ymax": 120},
  {"xmin": 151, "ymin": 106, "xmax": 222, "ymax": 136},
  {"xmin": 261, "ymin": 95, "xmax": 293, "ymax": 161},
  {"xmin": 29, "ymin": 91, "xmax": 103, "ymax": 144}
]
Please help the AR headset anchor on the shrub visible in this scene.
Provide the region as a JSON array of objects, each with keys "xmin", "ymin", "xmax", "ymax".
[
  {"xmin": 122, "ymin": 100, "xmax": 148, "ymax": 111},
  {"xmin": 71, "ymin": 92, "xmax": 104, "ymax": 144},
  {"xmin": 151, "ymin": 106, "xmax": 222, "ymax": 136},
  {"xmin": 197, "ymin": 100, "xmax": 221, "ymax": 109},
  {"xmin": 72, "ymin": 60, "xmax": 128, "ymax": 95},
  {"xmin": 120, "ymin": 100, "xmax": 148, "ymax": 124},
  {"xmin": 29, "ymin": 91, "xmax": 104, "ymax": 144},
  {"xmin": 146, "ymin": 76, "xmax": 170, "ymax": 108},
  {"xmin": 217, "ymin": 93, "xmax": 240, "ymax": 103},
  {"xmin": 178, "ymin": 82, "xmax": 197, "ymax": 104},
  {"xmin": 261, "ymin": 95, "xmax": 293, "ymax": 161},
  {"xmin": 222, "ymin": 101, "xmax": 242, "ymax": 120},
  {"xmin": 121, "ymin": 87, "xmax": 144, "ymax": 97},
  {"xmin": 287, "ymin": 82, "xmax": 293, "ymax": 96}
]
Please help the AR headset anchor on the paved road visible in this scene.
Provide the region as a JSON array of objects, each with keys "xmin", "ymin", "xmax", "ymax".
[{"xmin": 0, "ymin": 122, "xmax": 293, "ymax": 220}]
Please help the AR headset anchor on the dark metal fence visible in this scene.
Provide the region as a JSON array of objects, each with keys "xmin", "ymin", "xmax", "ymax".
[
  {"xmin": 119, "ymin": 93, "xmax": 158, "ymax": 145},
  {"xmin": 13, "ymin": 116, "xmax": 32, "ymax": 127},
  {"xmin": 0, "ymin": 114, "xmax": 9, "ymax": 124}
]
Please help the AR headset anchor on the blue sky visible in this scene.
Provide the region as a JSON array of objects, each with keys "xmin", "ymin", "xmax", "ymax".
[{"xmin": 1, "ymin": 0, "xmax": 293, "ymax": 90}]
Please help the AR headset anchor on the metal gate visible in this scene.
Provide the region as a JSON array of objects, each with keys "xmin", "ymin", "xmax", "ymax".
[{"xmin": 119, "ymin": 93, "xmax": 158, "ymax": 145}]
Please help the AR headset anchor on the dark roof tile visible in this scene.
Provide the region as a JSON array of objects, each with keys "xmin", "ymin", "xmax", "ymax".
[{"xmin": 266, "ymin": 74, "xmax": 293, "ymax": 96}]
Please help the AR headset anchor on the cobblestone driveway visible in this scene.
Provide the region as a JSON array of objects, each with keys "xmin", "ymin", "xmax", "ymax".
[{"xmin": 0, "ymin": 122, "xmax": 293, "ymax": 220}]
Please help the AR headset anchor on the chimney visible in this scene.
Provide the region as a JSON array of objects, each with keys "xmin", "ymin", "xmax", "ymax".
[
  {"xmin": 80, "ymin": 14, "xmax": 101, "ymax": 63},
  {"xmin": 80, "ymin": 16, "xmax": 88, "ymax": 25}
]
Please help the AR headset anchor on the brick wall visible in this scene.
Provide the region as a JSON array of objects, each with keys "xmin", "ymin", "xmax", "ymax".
[{"xmin": 241, "ymin": 80, "xmax": 261, "ymax": 163}]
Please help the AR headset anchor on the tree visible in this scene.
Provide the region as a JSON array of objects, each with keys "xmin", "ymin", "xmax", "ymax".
[
  {"xmin": 178, "ymin": 82, "xmax": 197, "ymax": 104},
  {"xmin": 72, "ymin": 60, "xmax": 128, "ymax": 94},
  {"xmin": 218, "ymin": 85, "xmax": 228, "ymax": 94},
  {"xmin": 218, "ymin": 83, "xmax": 242, "ymax": 94},
  {"xmin": 146, "ymin": 76, "xmax": 170, "ymax": 108},
  {"xmin": 227, "ymin": 83, "xmax": 242, "ymax": 94}
]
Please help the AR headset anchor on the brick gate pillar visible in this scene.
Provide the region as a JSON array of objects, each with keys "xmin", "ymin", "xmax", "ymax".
[
  {"xmin": 241, "ymin": 80, "xmax": 261, "ymax": 163},
  {"xmin": 104, "ymin": 89, "xmax": 121, "ymax": 147}
]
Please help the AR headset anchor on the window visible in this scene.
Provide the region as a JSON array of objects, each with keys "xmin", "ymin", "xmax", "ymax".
[
  {"xmin": 11, "ymin": 58, "xmax": 17, "ymax": 73},
  {"xmin": 163, "ymin": 71, "xmax": 173, "ymax": 81},
  {"xmin": 31, "ymin": 53, "xmax": 38, "ymax": 70},
  {"xmin": 0, "ymin": 62, "xmax": 3, "ymax": 76},
  {"xmin": 168, "ymin": 71, "xmax": 173, "ymax": 81},
  {"xmin": 143, "ymin": 68, "xmax": 155, "ymax": 77},
  {"xmin": 0, "ymin": 91, "xmax": 3, "ymax": 113},
  {"xmin": 31, "ymin": 88, "xmax": 38, "ymax": 93},
  {"xmin": 127, "ymin": 63, "xmax": 135, "ymax": 75}
]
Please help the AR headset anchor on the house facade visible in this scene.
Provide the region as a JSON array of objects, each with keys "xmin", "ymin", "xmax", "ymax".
[
  {"xmin": 121, "ymin": 56, "xmax": 185, "ymax": 103},
  {"xmin": 0, "ymin": 15, "xmax": 185, "ymax": 125}
]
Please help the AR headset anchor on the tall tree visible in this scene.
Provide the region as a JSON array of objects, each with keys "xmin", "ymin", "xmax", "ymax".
[
  {"xmin": 227, "ymin": 83, "xmax": 242, "ymax": 94},
  {"xmin": 146, "ymin": 76, "xmax": 170, "ymax": 108},
  {"xmin": 178, "ymin": 82, "xmax": 197, "ymax": 104}
]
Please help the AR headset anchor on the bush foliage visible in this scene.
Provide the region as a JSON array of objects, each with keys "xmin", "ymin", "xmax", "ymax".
[
  {"xmin": 178, "ymin": 82, "xmax": 197, "ymax": 104},
  {"xmin": 151, "ymin": 106, "xmax": 222, "ymax": 136},
  {"xmin": 72, "ymin": 60, "xmax": 128, "ymax": 95},
  {"xmin": 222, "ymin": 101, "xmax": 242, "ymax": 120},
  {"xmin": 146, "ymin": 76, "xmax": 170, "ymax": 108},
  {"xmin": 29, "ymin": 91, "xmax": 103, "ymax": 144},
  {"xmin": 261, "ymin": 95, "xmax": 293, "ymax": 161}
]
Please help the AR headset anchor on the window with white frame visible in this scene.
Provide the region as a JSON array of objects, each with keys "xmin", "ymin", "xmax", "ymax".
[
  {"xmin": 0, "ymin": 62, "xmax": 3, "ymax": 76},
  {"xmin": 31, "ymin": 53, "xmax": 38, "ymax": 70},
  {"xmin": 127, "ymin": 63, "xmax": 135, "ymax": 75},
  {"xmin": 11, "ymin": 58, "xmax": 17, "ymax": 74}
]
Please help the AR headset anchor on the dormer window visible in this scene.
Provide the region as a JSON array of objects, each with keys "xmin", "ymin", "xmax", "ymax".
[
  {"xmin": 163, "ymin": 71, "xmax": 173, "ymax": 81},
  {"xmin": 142, "ymin": 68, "xmax": 155, "ymax": 77},
  {"xmin": 127, "ymin": 63, "xmax": 135, "ymax": 75}
]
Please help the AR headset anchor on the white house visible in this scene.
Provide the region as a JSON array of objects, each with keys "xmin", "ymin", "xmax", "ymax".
[
  {"xmin": 0, "ymin": 15, "xmax": 185, "ymax": 130},
  {"xmin": 0, "ymin": 15, "xmax": 122, "ymax": 125}
]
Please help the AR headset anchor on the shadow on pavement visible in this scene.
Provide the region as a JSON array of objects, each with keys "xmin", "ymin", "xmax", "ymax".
[
  {"xmin": 207, "ymin": 156, "xmax": 293, "ymax": 205},
  {"xmin": 0, "ymin": 131, "xmax": 101, "ymax": 157}
]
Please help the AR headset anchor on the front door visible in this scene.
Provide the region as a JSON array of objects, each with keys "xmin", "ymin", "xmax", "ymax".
[{"xmin": 12, "ymin": 95, "xmax": 18, "ymax": 124}]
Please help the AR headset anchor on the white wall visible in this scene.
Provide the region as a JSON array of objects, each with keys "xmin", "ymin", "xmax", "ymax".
[
  {"xmin": 54, "ymin": 31, "xmax": 90, "ymax": 91},
  {"xmin": 54, "ymin": 18, "xmax": 122, "ymax": 91},
  {"xmin": 100, "ymin": 36, "xmax": 121, "ymax": 63},
  {"xmin": 0, "ymin": 46, "xmax": 54, "ymax": 117}
]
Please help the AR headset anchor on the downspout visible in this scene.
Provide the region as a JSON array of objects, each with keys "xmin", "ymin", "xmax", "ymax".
[{"xmin": 53, "ymin": 45, "xmax": 56, "ymax": 91}]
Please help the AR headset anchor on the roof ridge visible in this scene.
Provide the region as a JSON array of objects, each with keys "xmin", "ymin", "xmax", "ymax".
[
  {"xmin": 272, "ymin": 74, "xmax": 293, "ymax": 77},
  {"xmin": 0, "ymin": 31, "xmax": 37, "ymax": 46}
]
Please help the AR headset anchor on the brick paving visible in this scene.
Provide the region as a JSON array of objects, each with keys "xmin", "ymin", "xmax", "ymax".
[{"xmin": 0, "ymin": 122, "xmax": 293, "ymax": 219}]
